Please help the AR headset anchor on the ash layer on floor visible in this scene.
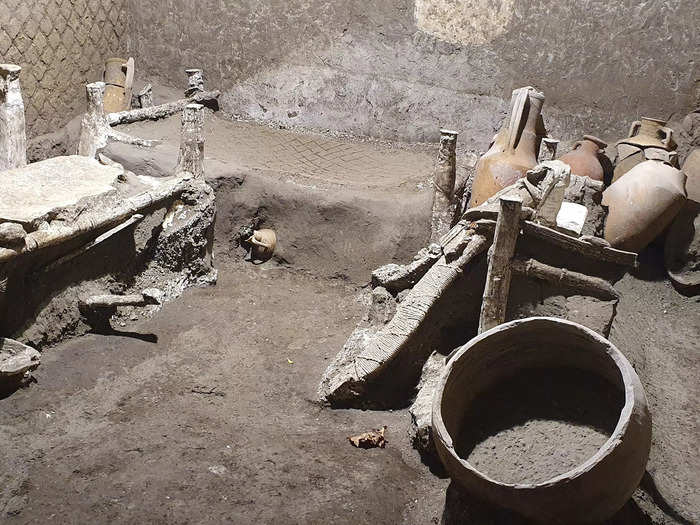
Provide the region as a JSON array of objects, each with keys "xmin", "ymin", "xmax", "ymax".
[{"xmin": 456, "ymin": 367, "xmax": 623, "ymax": 484}]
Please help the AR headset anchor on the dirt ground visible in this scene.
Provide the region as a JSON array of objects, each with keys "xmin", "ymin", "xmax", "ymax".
[
  {"xmin": 3, "ymin": 112, "xmax": 699, "ymax": 524},
  {"xmin": 3, "ymin": 258, "xmax": 698, "ymax": 525},
  {"xmin": 0, "ymin": 262, "xmax": 450, "ymax": 524}
]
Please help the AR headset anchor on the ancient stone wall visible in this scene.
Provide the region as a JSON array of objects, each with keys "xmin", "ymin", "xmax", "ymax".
[
  {"xmin": 1, "ymin": 0, "xmax": 128, "ymax": 137},
  {"xmin": 127, "ymin": 0, "xmax": 699, "ymax": 148}
]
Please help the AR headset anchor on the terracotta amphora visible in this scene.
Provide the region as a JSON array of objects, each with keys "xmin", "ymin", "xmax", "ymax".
[
  {"xmin": 103, "ymin": 57, "xmax": 134, "ymax": 113},
  {"xmin": 469, "ymin": 86, "xmax": 545, "ymax": 208},
  {"xmin": 664, "ymin": 149, "xmax": 700, "ymax": 294},
  {"xmin": 559, "ymin": 135, "xmax": 607, "ymax": 182},
  {"xmin": 613, "ymin": 117, "xmax": 675, "ymax": 182},
  {"xmin": 603, "ymin": 158, "xmax": 687, "ymax": 253}
]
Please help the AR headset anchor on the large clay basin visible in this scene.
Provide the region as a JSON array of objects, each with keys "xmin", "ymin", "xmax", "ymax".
[{"xmin": 432, "ymin": 317, "xmax": 651, "ymax": 523}]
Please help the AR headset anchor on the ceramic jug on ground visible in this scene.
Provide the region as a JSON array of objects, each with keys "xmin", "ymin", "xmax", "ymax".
[
  {"xmin": 469, "ymin": 86, "xmax": 545, "ymax": 208},
  {"xmin": 613, "ymin": 117, "xmax": 675, "ymax": 182},
  {"xmin": 603, "ymin": 159, "xmax": 686, "ymax": 253},
  {"xmin": 559, "ymin": 135, "xmax": 607, "ymax": 182}
]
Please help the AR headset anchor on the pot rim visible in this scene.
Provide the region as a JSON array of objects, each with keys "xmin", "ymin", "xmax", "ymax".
[
  {"xmin": 582, "ymin": 135, "xmax": 608, "ymax": 149},
  {"xmin": 639, "ymin": 116, "xmax": 667, "ymax": 125},
  {"xmin": 432, "ymin": 316, "xmax": 636, "ymax": 490}
]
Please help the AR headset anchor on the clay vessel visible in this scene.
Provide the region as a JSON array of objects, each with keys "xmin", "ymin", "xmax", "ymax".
[
  {"xmin": 247, "ymin": 229, "xmax": 276, "ymax": 262},
  {"xmin": 613, "ymin": 117, "xmax": 675, "ymax": 182},
  {"xmin": 603, "ymin": 159, "xmax": 686, "ymax": 253},
  {"xmin": 680, "ymin": 148, "xmax": 700, "ymax": 201},
  {"xmin": 559, "ymin": 135, "xmax": 608, "ymax": 182},
  {"xmin": 103, "ymin": 58, "xmax": 132, "ymax": 113},
  {"xmin": 664, "ymin": 149, "xmax": 700, "ymax": 294},
  {"xmin": 469, "ymin": 87, "xmax": 545, "ymax": 208},
  {"xmin": 432, "ymin": 317, "xmax": 651, "ymax": 523}
]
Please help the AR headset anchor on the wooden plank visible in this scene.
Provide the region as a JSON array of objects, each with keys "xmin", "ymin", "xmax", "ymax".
[
  {"xmin": 107, "ymin": 90, "xmax": 221, "ymax": 126},
  {"xmin": 520, "ymin": 220, "xmax": 637, "ymax": 267},
  {"xmin": 472, "ymin": 218, "xmax": 637, "ymax": 267}
]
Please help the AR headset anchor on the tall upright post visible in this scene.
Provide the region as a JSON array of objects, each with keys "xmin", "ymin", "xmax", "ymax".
[
  {"xmin": 430, "ymin": 129, "xmax": 458, "ymax": 243},
  {"xmin": 185, "ymin": 69, "xmax": 204, "ymax": 97},
  {"xmin": 478, "ymin": 195, "xmax": 522, "ymax": 333},
  {"xmin": 176, "ymin": 103, "xmax": 205, "ymax": 178},
  {"xmin": 0, "ymin": 64, "xmax": 27, "ymax": 171},
  {"xmin": 78, "ymin": 82, "xmax": 110, "ymax": 158}
]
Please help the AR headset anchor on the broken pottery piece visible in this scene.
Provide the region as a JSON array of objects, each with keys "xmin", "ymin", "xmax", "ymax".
[
  {"xmin": 0, "ymin": 338, "xmax": 40, "ymax": 378},
  {"xmin": 559, "ymin": 135, "xmax": 608, "ymax": 182},
  {"xmin": 432, "ymin": 317, "xmax": 651, "ymax": 523},
  {"xmin": 348, "ymin": 426, "xmax": 387, "ymax": 449},
  {"xmin": 603, "ymin": 158, "xmax": 686, "ymax": 252},
  {"xmin": 470, "ymin": 87, "xmax": 546, "ymax": 208}
]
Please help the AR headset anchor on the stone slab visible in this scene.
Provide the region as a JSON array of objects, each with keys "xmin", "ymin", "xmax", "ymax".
[{"xmin": 0, "ymin": 155, "xmax": 121, "ymax": 225}]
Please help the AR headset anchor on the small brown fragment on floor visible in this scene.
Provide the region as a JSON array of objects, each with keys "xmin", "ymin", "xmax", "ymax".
[{"xmin": 348, "ymin": 426, "xmax": 387, "ymax": 449}]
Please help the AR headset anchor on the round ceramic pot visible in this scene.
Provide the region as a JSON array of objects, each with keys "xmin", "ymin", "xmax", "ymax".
[
  {"xmin": 603, "ymin": 159, "xmax": 687, "ymax": 252},
  {"xmin": 559, "ymin": 135, "xmax": 608, "ymax": 182},
  {"xmin": 432, "ymin": 317, "xmax": 652, "ymax": 523}
]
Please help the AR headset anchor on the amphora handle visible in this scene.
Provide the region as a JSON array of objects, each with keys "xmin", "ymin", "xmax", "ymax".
[
  {"xmin": 507, "ymin": 87, "xmax": 529, "ymax": 151},
  {"xmin": 659, "ymin": 126, "xmax": 673, "ymax": 147},
  {"xmin": 628, "ymin": 120, "xmax": 641, "ymax": 138}
]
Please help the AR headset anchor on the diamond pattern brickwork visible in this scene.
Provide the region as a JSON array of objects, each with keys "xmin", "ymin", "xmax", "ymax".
[{"xmin": 0, "ymin": 0, "xmax": 128, "ymax": 137}]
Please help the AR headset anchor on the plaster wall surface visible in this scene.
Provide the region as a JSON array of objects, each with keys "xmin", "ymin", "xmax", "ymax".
[
  {"xmin": 1, "ymin": 0, "xmax": 128, "ymax": 137},
  {"xmin": 127, "ymin": 0, "xmax": 699, "ymax": 147}
]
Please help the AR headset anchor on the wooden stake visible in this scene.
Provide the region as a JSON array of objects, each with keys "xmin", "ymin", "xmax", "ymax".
[
  {"xmin": 0, "ymin": 64, "xmax": 27, "ymax": 171},
  {"xmin": 478, "ymin": 196, "xmax": 522, "ymax": 333},
  {"xmin": 176, "ymin": 103, "xmax": 205, "ymax": 178},
  {"xmin": 430, "ymin": 129, "xmax": 458, "ymax": 243}
]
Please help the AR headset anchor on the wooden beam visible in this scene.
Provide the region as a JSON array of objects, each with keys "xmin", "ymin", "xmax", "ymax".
[
  {"xmin": 511, "ymin": 257, "xmax": 620, "ymax": 301},
  {"xmin": 521, "ymin": 220, "xmax": 637, "ymax": 267},
  {"xmin": 472, "ymin": 219, "xmax": 637, "ymax": 267},
  {"xmin": 107, "ymin": 90, "xmax": 220, "ymax": 126}
]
